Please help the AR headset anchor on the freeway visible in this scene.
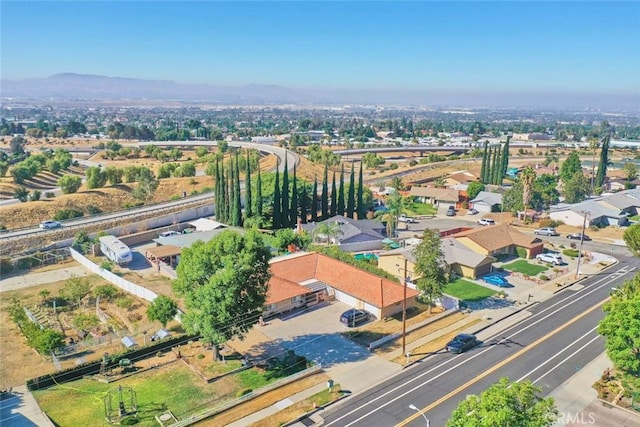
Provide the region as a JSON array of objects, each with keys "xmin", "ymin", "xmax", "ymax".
[
  {"xmin": 0, "ymin": 141, "xmax": 298, "ymax": 238},
  {"xmin": 318, "ymin": 256, "xmax": 639, "ymax": 427}
]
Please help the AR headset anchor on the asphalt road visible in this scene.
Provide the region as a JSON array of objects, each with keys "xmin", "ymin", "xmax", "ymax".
[{"xmin": 318, "ymin": 256, "xmax": 639, "ymax": 427}]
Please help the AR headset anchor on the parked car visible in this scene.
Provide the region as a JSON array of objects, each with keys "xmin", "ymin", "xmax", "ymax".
[
  {"xmin": 446, "ymin": 334, "xmax": 479, "ymax": 354},
  {"xmin": 39, "ymin": 220, "xmax": 62, "ymax": 229},
  {"xmin": 534, "ymin": 227, "xmax": 559, "ymax": 236},
  {"xmin": 536, "ymin": 252, "xmax": 564, "ymax": 265},
  {"xmin": 468, "ymin": 208, "xmax": 479, "ymax": 215},
  {"xmin": 567, "ymin": 233, "xmax": 591, "ymax": 241},
  {"xmin": 481, "ymin": 274, "xmax": 510, "ymax": 288},
  {"xmin": 446, "ymin": 205, "xmax": 456, "ymax": 216},
  {"xmin": 398, "ymin": 214, "xmax": 418, "ymax": 224},
  {"xmin": 340, "ymin": 309, "xmax": 371, "ymax": 327},
  {"xmin": 477, "ymin": 218, "xmax": 495, "ymax": 226},
  {"xmin": 158, "ymin": 231, "xmax": 181, "ymax": 238}
]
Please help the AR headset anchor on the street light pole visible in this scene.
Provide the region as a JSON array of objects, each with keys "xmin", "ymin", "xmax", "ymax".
[{"xmin": 409, "ymin": 404, "xmax": 430, "ymax": 426}]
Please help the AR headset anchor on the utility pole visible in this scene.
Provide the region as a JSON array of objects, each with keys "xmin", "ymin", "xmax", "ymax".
[
  {"xmin": 398, "ymin": 258, "xmax": 408, "ymax": 358},
  {"xmin": 574, "ymin": 211, "xmax": 589, "ymax": 279}
]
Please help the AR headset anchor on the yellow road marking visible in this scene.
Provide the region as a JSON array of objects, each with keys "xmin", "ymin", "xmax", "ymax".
[{"xmin": 395, "ymin": 297, "xmax": 609, "ymax": 427}]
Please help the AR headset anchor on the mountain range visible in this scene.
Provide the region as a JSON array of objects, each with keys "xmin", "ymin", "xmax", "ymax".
[{"xmin": 1, "ymin": 73, "xmax": 638, "ymax": 109}]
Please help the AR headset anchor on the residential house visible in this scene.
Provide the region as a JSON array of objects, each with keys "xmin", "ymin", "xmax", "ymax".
[
  {"xmin": 301, "ymin": 215, "xmax": 387, "ymax": 252},
  {"xmin": 599, "ymin": 188, "xmax": 640, "ymax": 216},
  {"xmin": 452, "ymin": 224, "xmax": 544, "ymax": 259},
  {"xmin": 409, "ymin": 187, "xmax": 459, "ymax": 207},
  {"xmin": 269, "ymin": 252, "xmax": 418, "ymax": 319},
  {"xmin": 263, "ymin": 276, "xmax": 310, "ymax": 318},
  {"xmin": 549, "ymin": 200, "xmax": 629, "ymax": 228},
  {"xmin": 378, "ymin": 238, "xmax": 494, "ymax": 281},
  {"xmin": 469, "ymin": 191, "xmax": 503, "ymax": 213},
  {"xmin": 446, "ymin": 171, "xmax": 479, "ymax": 188}
]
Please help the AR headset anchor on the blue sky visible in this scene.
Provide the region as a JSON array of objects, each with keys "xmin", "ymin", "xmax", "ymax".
[{"xmin": 2, "ymin": 1, "xmax": 639, "ymax": 96}]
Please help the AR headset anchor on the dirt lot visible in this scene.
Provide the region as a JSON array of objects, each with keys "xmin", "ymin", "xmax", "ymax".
[{"xmin": 0, "ymin": 274, "xmax": 180, "ymax": 389}]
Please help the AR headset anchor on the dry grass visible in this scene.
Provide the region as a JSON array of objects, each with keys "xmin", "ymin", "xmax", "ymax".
[
  {"xmin": 391, "ymin": 318, "xmax": 482, "ymax": 364},
  {"xmin": 197, "ymin": 373, "xmax": 329, "ymax": 426},
  {"xmin": 375, "ymin": 311, "xmax": 471, "ymax": 355}
]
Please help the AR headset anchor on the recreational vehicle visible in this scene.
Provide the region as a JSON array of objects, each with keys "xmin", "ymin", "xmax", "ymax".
[{"xmin": 99, "ymin": 235, "xmax": 133, "ymax": 265}]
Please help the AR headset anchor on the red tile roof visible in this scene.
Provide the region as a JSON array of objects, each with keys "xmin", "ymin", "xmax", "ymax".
[
  {"xmin": 269, "ymin": 252, "xmax": 418, "ymax": 308},
  {"xmin": 266, "ymin": 276, "xmax": 310, "ymax": 305}
]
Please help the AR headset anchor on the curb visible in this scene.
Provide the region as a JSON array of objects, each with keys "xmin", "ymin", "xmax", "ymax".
[
  {"xmin": 596, "ymin": 398, "xmax": 640, "ymax": 420},
  {"xmin": 282, "ymin": 391, "xmax": 352, "ymax": 427}
]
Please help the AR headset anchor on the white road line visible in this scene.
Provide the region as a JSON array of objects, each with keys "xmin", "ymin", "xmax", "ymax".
[
  {"xmin": 529, "ymin": 335, "xmax": 602, "ymax": 386},
  {"xmin": 323, "ymin": 266, "xmax": 635, "ymax": 427},
  {"xmin": 514, "ymin": 325, "xmax": 599, "ymax": 383}
]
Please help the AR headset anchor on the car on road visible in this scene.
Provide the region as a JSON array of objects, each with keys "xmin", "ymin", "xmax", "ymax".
[
  {"xmin": 446, "ymin": 205, "xmax": 456, "ymax": 216},
  {"xmin": 481, "ymin": 274, "xmax": 510, "ymax": 288},
  {"xmin": 39, "ymin": 220, "xmax": 62, "ymax": 229},
  {"xmin": 158, "ymin": 231, "xmax": 181, "ymax": 238},
  {"xmin": 534, "ymin": 227, "xmax": 559, "ymax": 236},
  {"xmin": 536, "ymin": 252, "xmax": 564, "ymax": 265},
  {"xmin": 477, "ymin": 218, "xmax": 495, "ymax": 226},
  {"xmin": 468, "ymin": 208, "xmax": 479, "ymax": 215},
  {"xmin": 340, "ymin": 309, "xmax": 371, "ymax": 327},
  {"xmin": 446, "ymin": 334, "xmax": 479, "ymax": 354},
  {"xmin": 398, "ymin": 214, "xmax": 418, "ymax": 224},
  {"xmin": 567, "ymin": 233, "xmax": 591, "ymax": 241}
]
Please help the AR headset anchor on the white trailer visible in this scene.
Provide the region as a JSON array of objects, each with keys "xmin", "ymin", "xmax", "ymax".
[{"xmin": 99, "ymin": 235, "xmax": 133, "ymax": 265}]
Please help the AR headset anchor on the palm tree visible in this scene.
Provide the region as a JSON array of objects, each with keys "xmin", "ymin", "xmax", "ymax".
[
  {"xmin": 390, "ymin": 177, "xmax": 405, "ymax": 192},
  {"xmin": 376, "ymin": 191, "xmax": 411, "ymax": 238},
  {"xmin": 520, "ymin": 167, "xmax": 537, "ymax": 210},
  {"xmin": 312, "ymin": 222, "xmax": 343, "ymax": 244}
]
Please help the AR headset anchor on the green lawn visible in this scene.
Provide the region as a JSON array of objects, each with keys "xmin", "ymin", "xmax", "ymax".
[
  {"xmin": 34, "ymin": 364, "xmax": 219, "ymax": 426},
  {"xmin": 502, "ymin": 260, "xmax": 547, "ymax": 276},
  {"xmin": 407, "ymin": 202, "xmax": 437, "ymax": 216},
  {"xmin": 444, "ymin": 278, "xmax": 496, "ymax": 302}
]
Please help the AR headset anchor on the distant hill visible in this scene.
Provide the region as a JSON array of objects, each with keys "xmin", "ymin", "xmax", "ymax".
[{"xmin": 1, "ymin": 73, "xmax": 638, "ymax": 109}]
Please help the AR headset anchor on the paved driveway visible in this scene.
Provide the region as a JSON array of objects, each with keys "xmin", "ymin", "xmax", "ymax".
[{"xmin": 260, "ymin": 302, "xmax": 374, "ymax": 369}]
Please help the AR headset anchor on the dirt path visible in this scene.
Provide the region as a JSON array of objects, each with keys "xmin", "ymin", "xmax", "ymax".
[{"xmin": 0, "ymin": 265, "xmax": 90, "ymax": 293}]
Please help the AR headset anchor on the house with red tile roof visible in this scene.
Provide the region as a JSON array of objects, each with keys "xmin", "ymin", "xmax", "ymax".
[
  {"xmin": 269, "ymin": 252, "xmax": 418, "ymax": 319},
  {"xmin": 264, "ymin": 276, "xmax": 310, "ymax": 318}
]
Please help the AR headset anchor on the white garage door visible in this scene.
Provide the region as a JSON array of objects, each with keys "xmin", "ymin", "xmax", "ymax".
[{"xmin": 333, "ymin": 289, "xmax": 359, "ymax": 308}]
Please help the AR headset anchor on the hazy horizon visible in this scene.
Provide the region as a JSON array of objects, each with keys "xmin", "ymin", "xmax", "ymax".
[{"xmin": 2, "ymin": 2, "xmax": 638, "ymax": 109}]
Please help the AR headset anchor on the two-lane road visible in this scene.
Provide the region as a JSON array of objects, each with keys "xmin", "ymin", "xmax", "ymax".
[{"xmin": 319, "ymin": 258, "xmax": 638, "ymax": 427}]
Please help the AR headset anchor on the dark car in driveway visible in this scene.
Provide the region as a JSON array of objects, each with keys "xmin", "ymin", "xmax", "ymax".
[
  {"xmin": 340, "ymin": 309, "xmax": 371, "ymax": 327},
  {"xmin": 446, "ymin": 333, "xmax": 479, "ymax": 354}
]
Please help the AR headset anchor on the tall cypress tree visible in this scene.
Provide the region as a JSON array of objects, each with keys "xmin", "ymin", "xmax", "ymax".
[
  {"xmin": 281, "ymin": 158, "xmax": 290, "ymax": 227},
  {"xmin": 595, "ymin": 122, "xmax": 611, "ymax": 189},
  {"xmin": 273, "ymin": 166, "xmax": 281, "ymax": 229},
  {"xmin": 311, "ymin": 176, "xmax": 318, "ymax": 222},
  {"xmin": 245, "ymin": 150, "xmax": 253, "ymax": 218},
  {"xmin": 220, "ymin": 163, "xmax": 227, "ymax": 223},
  {"xmin": 330, "ymin": 171, "xmax": 337, "ymax": 217},
  {"xmin": 255, "ymin": 165, "xmax": 263, "ymax": 222},
  {"xmin": 300, "ymin": 182, "xmax": 308, "ymax": 224},
  {"xmin": 290, "ymin": 164, "xmax": 298, "ymax": 226},
  {"xmin": 337, "ymin": 164, "xmax": 345, "ymax": 217},
  {"xmin": 493, "ymin": 146, "xmax": 502, "ymax": 185},
  {"xmin": 501, "ymin": 137, "xmax": 510, "ymax": 177},
  {"xmin": 226, "ymin": 162, "xmax": 232, "ymax": 222},
  {"xmin": 321, "ymin": 163, "xmax": 329, "ymax": 220},
  {"xmin": 214, "ymin": 158, "xmax": 222, "ymax": 221},
  {"xmin": 357, "ymin": 161, "xmax": 365, "ymax": 219},
  {"xmin": 234, "ymin": 153, "xmax": 242, "ymax": 226},
  {"xmin": 346, "ymin": 163, "xmax": 355, "ymax": 218},
  {"xmin": 488, "ymin": 147, "xmax": 495, "ymax": 185},
  {"xmin": 480, "ymin": 141, "xmax": 489, "ymax": 183}
]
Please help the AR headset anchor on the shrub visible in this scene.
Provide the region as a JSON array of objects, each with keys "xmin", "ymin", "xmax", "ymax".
[
  {"xmin": 539, "ymin": 219, "xmax": 563, "ymax": 228},
  {"xmin": 236, "ymin": 389, "xmax": 252, "ymax": 398},
  {"xmin": 515, "ymin": 247, "xmax": 527, "ymax": 258},
  {"xmin": 169, "ymin": 194, "xmax": 181, "ymax": 201},
  {"xmin": 54, "ymin": 208, "xmax": 83, "ymax": 220},
  {"xmin": 389, "ymin": 163, "xmax": 398, "ymax": 170},
  {"xmin": 539, "ymin": 275, "xmax": 550, "ymax": 281},
  {"xmin": 0, "ymin": 257, "xmax": 13, "ymax": 276},
  {"xmin": 100, "ymin": 261, "xmax": 113, "ymax": 271},
  {"xmin": 563, "ymin": 249, "xmax": 579, "ymax": 257},
  {"xmin": 85, "ymin": 205, "xmax": 102, "ymax": 215},
  {"xmin": 123, "ymin": 201, "xmax": 144, "ymax": 209},
  {"xmin": 196, "ymin": 353, "xmax": 205, "ymax": 360},
  {"xmin": 45, "ymin": 191, "xmax": 55, "ymax": 198},
  {"xmin": 409, "ymin": 160, "xmax": 418, "ymax": 167}
]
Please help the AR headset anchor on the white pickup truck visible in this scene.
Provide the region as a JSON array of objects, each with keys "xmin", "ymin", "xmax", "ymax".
[{"xmin": 398, "ymin": 214, "xmax": 418, "ymax": 223}]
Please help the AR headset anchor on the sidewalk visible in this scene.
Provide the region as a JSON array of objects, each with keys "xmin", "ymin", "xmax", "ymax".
[{"xmin": 549, "ymin": 352, "xmax": 640, "ymax": 426}]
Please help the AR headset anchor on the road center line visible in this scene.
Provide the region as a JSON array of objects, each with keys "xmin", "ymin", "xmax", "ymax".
[{"xmin": 394, "ymin": 298, "xmax": 608, "ymax": 427}]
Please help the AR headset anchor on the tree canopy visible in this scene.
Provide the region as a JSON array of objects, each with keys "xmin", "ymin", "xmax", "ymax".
[
  {"xmin": 412, "ymin": 228, "xmax": 447, "ymax": 313},
  {"xmin": 146, "ymin": 295, "xmax": 179, "ymax": 328},
  {"xmin": 447, "ymin": 377, "xmax": 557, "ymax": 427},
  {"xmin": 559, "ymin": 152, "xmax": 582, "ymax": 184},
  {"xmin": 466, "ymin": 182, "xmax": 485, "ymax": 201},
  {"xmin": 173, "ymin": 230, "xmax": 272, "ymax": 360},
  {"xmin": 598, "ymin": 273, "xmax": 640, "ymax": 375},
  {"xmin": 623, "ymin": 223, "xmax": 640, "ymax": 256}
]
